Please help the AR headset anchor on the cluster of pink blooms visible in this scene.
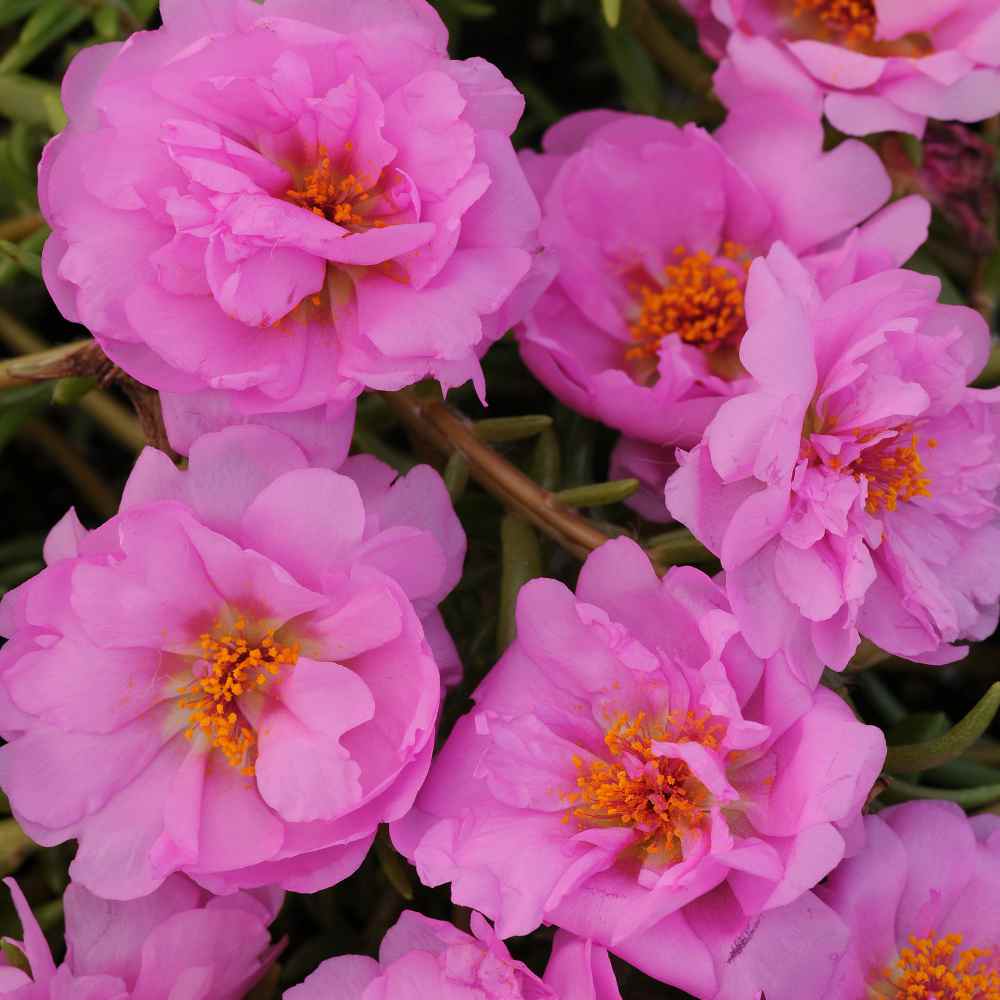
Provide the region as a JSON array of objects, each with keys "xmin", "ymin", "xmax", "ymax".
[{"xmin": 1, "ymin": 0, "xmax": 997, "ymax": 996}]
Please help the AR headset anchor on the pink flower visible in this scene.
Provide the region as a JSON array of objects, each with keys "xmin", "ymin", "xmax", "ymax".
[
  {"xmin": 160, "ymin": 391, "xmax": 468, "ymax": 685},
  {"xmin": 285, "ymin": 912, "xmax": 621, "ymax": 999},
  {"xmin": 516, "ymin": 96, "xmax": 928, "ymax": 449},
  {"xmin": 40, "ymin": 0, "xmax": 546, "ymax": 413},
  {"xmin": 391, "ymin": 538, "xmax": 885, "ymax": 996},
  {"xmin": 0, "ymin": 424, "xmax": 464, "ymax": 899},
  {"xmin": 665, "ymin": 243, "xmax": 1000, "ymax": 677},
  {"xmin": 0, "ymin": 874, "xmax": 282, "ymax": 998},
  {"xmin": 681, "ymin": 1, "xmax": 1000, "ymax": 137},
  {"xmin": 689, "ymin": 800, "xmax": 1000, "ymax": 998},
  {"xmin": 815, "ymin": 800, "xmax": 1000, "ymax": 998}
]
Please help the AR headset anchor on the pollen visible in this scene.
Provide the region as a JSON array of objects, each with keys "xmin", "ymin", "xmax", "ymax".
[
  {"xmin": 565, "ymin": 710, "xmax": 725, "ymax": 861},
  {"xmin": 875, "ymin": 933, "xmax": 1000, "ymax": 1000},
  {"xmin": 793, "ymin": 0, "xmax": 877, "ymax": 46},
  {"xmin": 286, "ymin": 145, "xmax": 386, "ymax": 231},
  {"xmin": 848, "ymin": 431, "xmax": 932, "ymax": 515},
  {"xmin": 627, "ymin": 243, "xmax": 749, "ymax": 362},
  {"xmin": 178, "ymin": 617, "xmax": 299, "ymax": 775}
]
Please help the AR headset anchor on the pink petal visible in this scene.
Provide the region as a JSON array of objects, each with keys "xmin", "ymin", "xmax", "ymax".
[{"xmin": 240, "ymin": 468, "xmax": 366, "ymax": 588}]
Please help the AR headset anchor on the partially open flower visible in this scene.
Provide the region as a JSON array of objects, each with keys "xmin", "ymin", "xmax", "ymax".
[
  {"xmin": 516, "ymin": 96, "xmax": 926, "ymax": 450},
  {"xmin": 0, "ymin": 874, "xmax": 282, "ymax": 998},
  {"xmin": 666, "ymin": 243, "xmax": 1000, "ymax": 676},
  {"xmin": 40, "ymin": 0, "xmax": 546, "ymax": 413},
  {"xmin": 391, "ymin": 538, "xmax": 885, "ymax": 996},
  {"xmin": 692, "ymin": 800, "xmax": 1000, "ymax": 998},
  {"xmin": 285, "ymin": 912, "xmax": 621, "ymax": 1000},
  {"xmin": 816, "ymin": 800, "xmax": 1000, "ymax": 999},
  {"xmin": 681, "ymin": 1, "xmax": 1000, "ymax": 137},
  {"xmin": 0, "ymin": 425, "xmax": 464, "ymax": 898}
]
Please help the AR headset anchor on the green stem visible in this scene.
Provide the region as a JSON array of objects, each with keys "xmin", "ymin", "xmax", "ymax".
[
  {"xmin": 624, "ymin": 0, "xmax": 717, "ymax": 97},
  {"xmin": 974, "ymin": 339, "xmax": 1000, "ymax": 388},
  {"xmin": 555, "ymin": 479, "xmax": 639, "ymax": 508},
  {"xmin": 643, "ymin": 528, "xmax": 713, "ymax": 567},
  {"xmin": 882, "ymin": 776, "xmax": 1000, "ymax": 809},
  {"xmin": 497, "ymin": 514, "xmax": 542, "ymax": 656}
]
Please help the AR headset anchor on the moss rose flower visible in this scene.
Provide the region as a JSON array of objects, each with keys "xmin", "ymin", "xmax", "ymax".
[
  {"xmin": 666, "ymin": 243, "xmax": 1000, "ymax": 676},
  {"xmin": 40, "ymin": 0, "xmax": 547, "ymax": 413},
  {"xmin": 0, "ymin": 425, "xmax": 464, "ymax": 899},
  {"xmin": 391, "ymin": 538, "xmax": 885, "ymax": 996}
]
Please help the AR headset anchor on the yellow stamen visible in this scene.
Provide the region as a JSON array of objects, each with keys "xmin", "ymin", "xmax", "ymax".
[
  {"xmin": 848, "ymin": 431, "xmax": 932, "ymax": 515},
  {"xmin": 178, "ymin": 617, "xmax": 299, "ymax": 774},
  {"xmin": 286, "ymin": 145, "xmax": 386, "ymax": 231},
  {"xmin": 793, "ymin": 0, "xmax": 876, "ymax": 46},
  {"xmin": 871, "ymin": 933, "xmax": 1000, "ymax": 1000},
  {"xmin": 566, "ymin": 710, "xmax": 725, "ymax": 861},
  {"xmin": 627, "ymin": 243, "xmax": 749, "ymax": 362}
]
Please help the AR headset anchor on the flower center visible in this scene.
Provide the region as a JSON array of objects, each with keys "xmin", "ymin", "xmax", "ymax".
[
  {"xmin": 627, "ymin": 243, "xmax": 750, "ymax": 362},
  {"xmin": 870, "ymin": 933, "xmax": 1000, "ymax": 1000},
  {"xmin": 178, "ymin": 617, "xmax": 299, "ymax": 775},
  {"xmin": 846, "ymin": 431, "xmax": 933, "ymax": 515},
  {"xmin": 564, "ymin": 711, "xmax": 725, "ymax": 861},
  {"xmin": 792, "ymin": 0, "xmax": 876, "ymax": 46},
  {"xmin": 286, "ymin": 145, "xmax": 387, "ymax": 232}
]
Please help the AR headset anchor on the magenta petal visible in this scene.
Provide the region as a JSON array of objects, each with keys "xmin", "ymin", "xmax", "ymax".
[
  {"xmin": 543, "ymin": 932, "xmax": 622, "ymax": 1000},
  {"xmin": 278, "ymin": 656, "xmax": 376, "ymax": 740},
  {"xmin": 285, "ymin": 956, "xmax": 381, "ymax": 1000},
  {"xmin": 256, "ymin": 704, "xmax": 364, "ymax": 823},
  {"xmin": 192, "ymin": 756, "xmax": 284, "ymax": 873},
  {"xmin": 70, "ymin": 736, "xmax": 189, "ymax": 900},
  {"xmin": 240, "ymin": 468, "xmax": 366, "ymax": 587},
  {"xmin": 179, "ymin": 426, "xmax": 310, "ymax": 536},
  {"xmin": 3, "ymin": 878, "xmax": 56, "ymax": 983},
  {"xmin": 131, "ymin": 906, "xmax": 272, "ymax": 998},
  {"xmin": 205, "ymin": 238, "xmax": 326, "ymax": 328},
  {"xmin": 5, "ymin": 640, "xmax": 168, "ymax": 734},
  {"xmin": 383, "ymin": 70, "xmax": 476, "ymax": 200},
  {"xmin": 0, "ymin": 705, "xmax": 175, "ymax": 831},
  {"xmin": 306, "ymin": 576, "xmax": 404, "ymax": 660}
]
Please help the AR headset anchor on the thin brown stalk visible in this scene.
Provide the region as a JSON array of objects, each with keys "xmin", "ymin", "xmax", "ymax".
[
  {"xmin": 384, "ymin": 388, "xmax": 612, "ymax": 561},
  {"xmin": 0, "ymin": 339, "xmax": 98, "ymax": 390},
  {"xmin": 21, "ymin": 420, "xmax": 118, "ymax": 518},
  {"xmin": 0, "ymin": 316, "xmax": 146, "ymax": 452},
  {"xmin": 383, "ymin": 388, "xmax": 709, "ymax": 572},
  {"xmin": 0, "ymin": 332, "xmax": 168, "ymax": 455},
  {"xmin": 0, "ymin": 213, "xmax": 44, "ymax": 243}
]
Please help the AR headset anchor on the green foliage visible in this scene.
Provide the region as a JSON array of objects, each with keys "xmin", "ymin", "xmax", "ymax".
[{"xmin": 885, "ymin": 683, "xmax": 1000, "ymax": 775}]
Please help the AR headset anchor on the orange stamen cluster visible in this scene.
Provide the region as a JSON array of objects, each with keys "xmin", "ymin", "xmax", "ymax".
[
  {"xmin": 179, "ymin": 617, "xmax": 299, "ymax": 775},
  {"xmin": 564, "ymin": 711, "xmax": 725, "ymax": 861},
  {"xmin": 286, "ymin": 145, "xmax": 385, "ymax": 231},
  {"xmin": 847, "ymin": 431, "xmax": 933, "ymax": 515},
  {"xmin": 793, "ymin": 0, "xmax": 877, "ymax": 46},
  {"xmin": 627, "ymin": 243, "xmax": 749, "ymax": 362},
  {"xmin": 873, "ymin": 933, "xmax": 1000, "ymax": 1000}
]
